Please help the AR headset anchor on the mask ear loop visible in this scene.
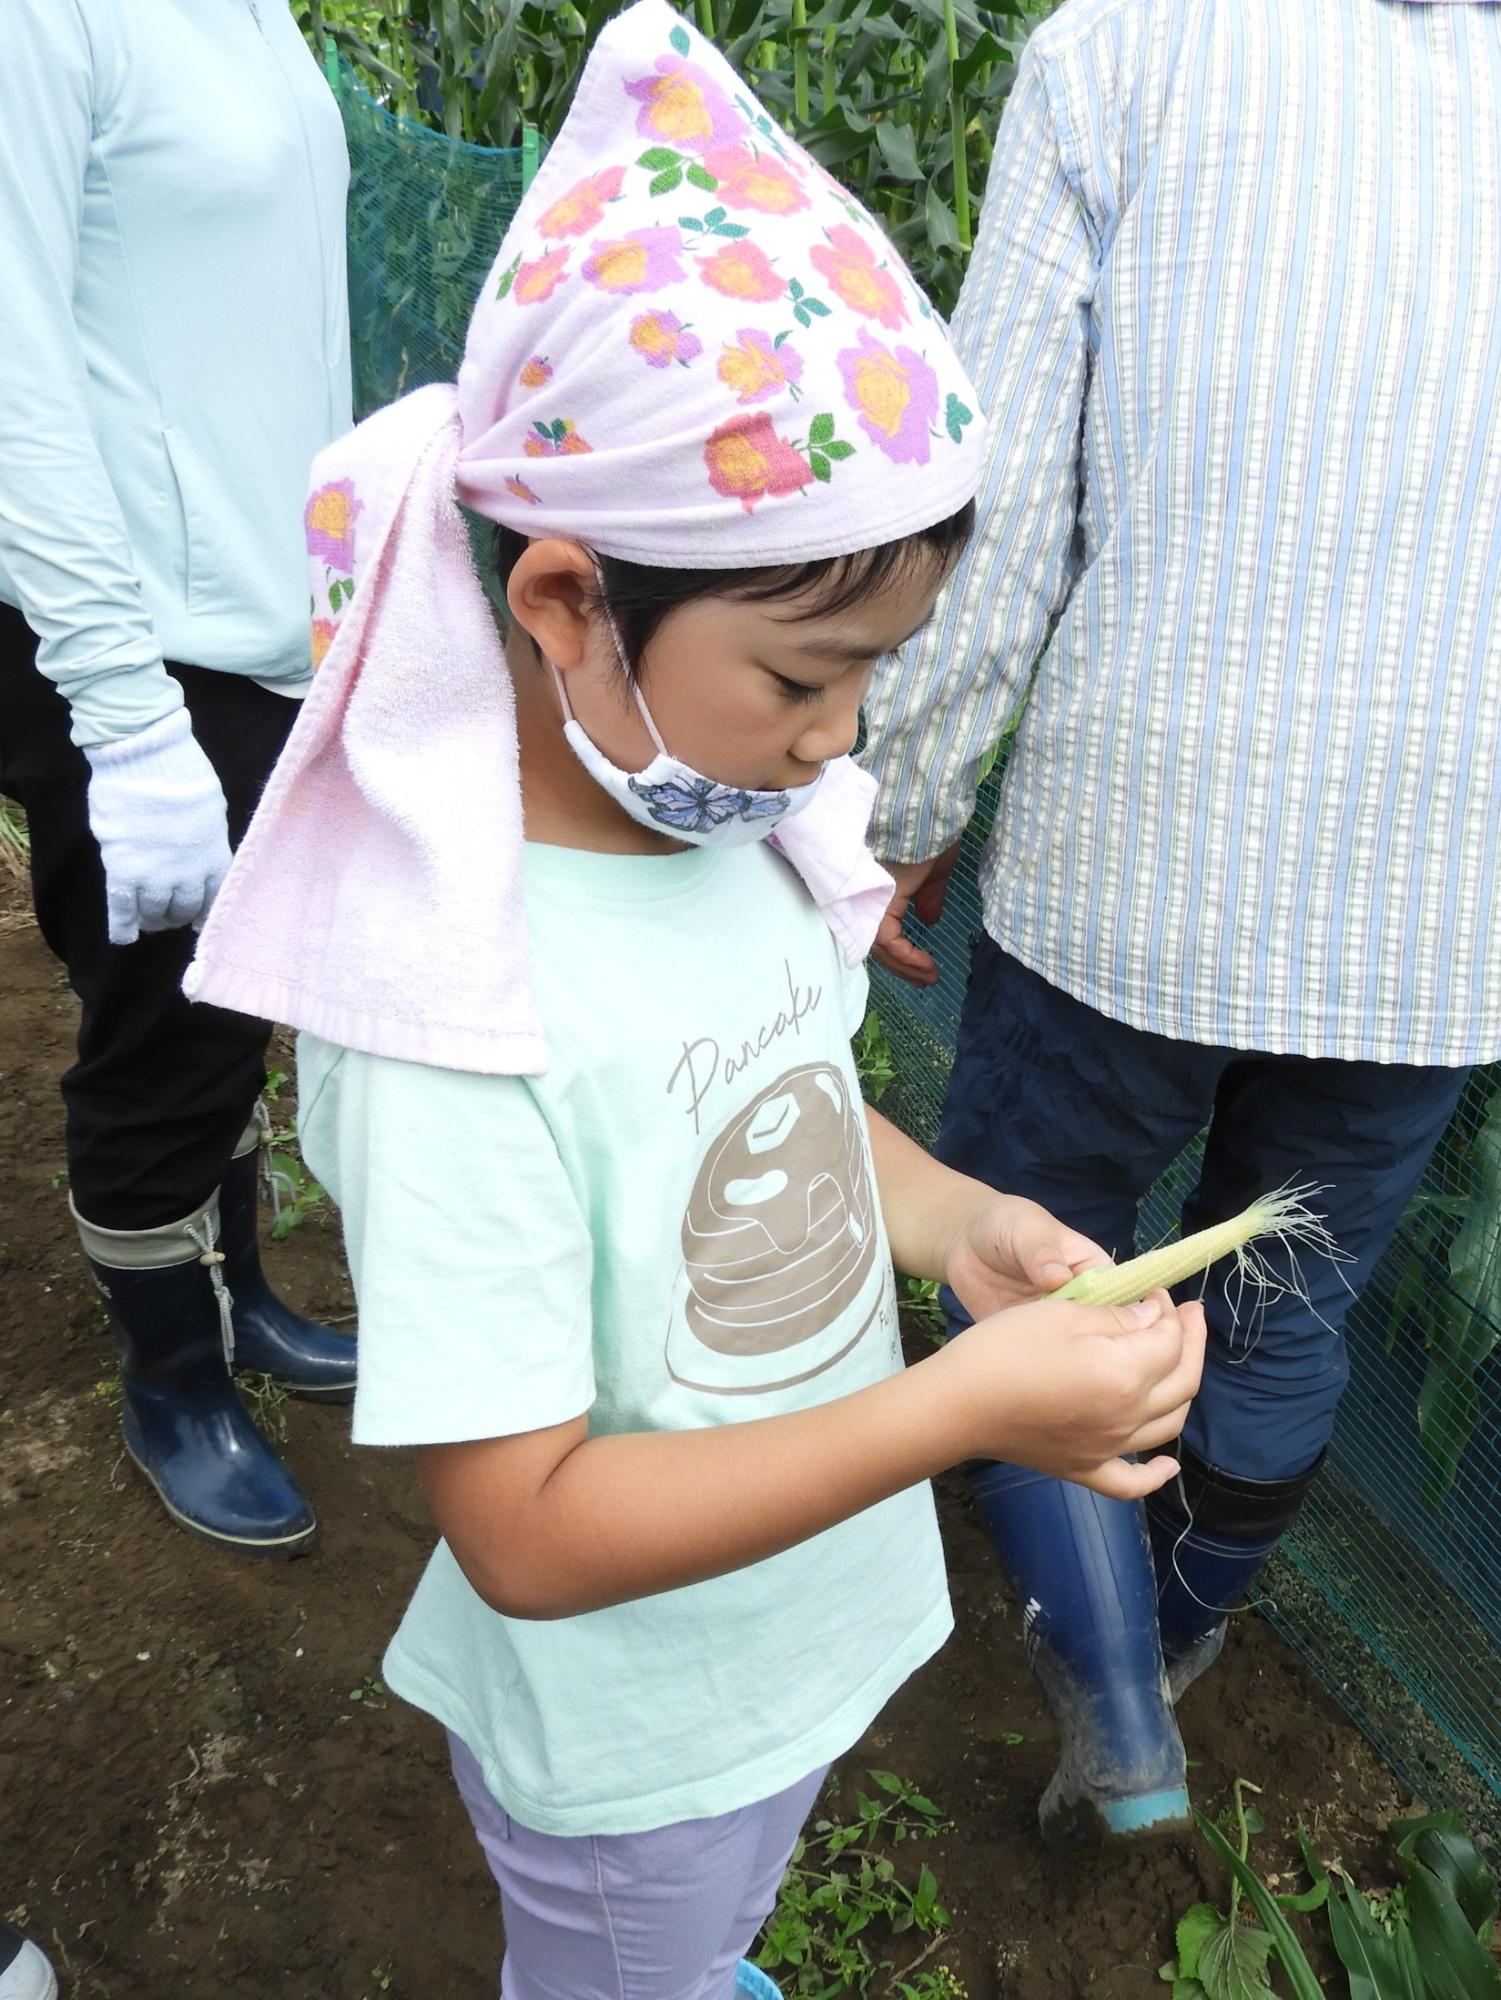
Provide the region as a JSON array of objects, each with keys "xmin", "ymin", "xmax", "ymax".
[{"xmin": 579, "ymin": 557, "xmax": 671, "ymax": 756}]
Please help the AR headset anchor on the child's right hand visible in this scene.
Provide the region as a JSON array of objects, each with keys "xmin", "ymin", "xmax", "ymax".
[{"xmin": 936, "ymin": 1289, "xmax": 1207, "ymax": 1500}]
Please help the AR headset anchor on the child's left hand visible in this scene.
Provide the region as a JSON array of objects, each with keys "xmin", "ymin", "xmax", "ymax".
[{"xmin": 942, "ymin": 1194, "xmax": 1109, "ymax": 1321}]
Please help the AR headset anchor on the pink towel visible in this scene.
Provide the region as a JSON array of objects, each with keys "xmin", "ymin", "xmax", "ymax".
[{"xmin": 187, "ymin": 1, "xmax": 983, "ymax": 1074}]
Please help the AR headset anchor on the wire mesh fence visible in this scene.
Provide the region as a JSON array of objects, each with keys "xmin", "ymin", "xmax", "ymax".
[{"xmin": 328, "ymin": 56, "xmax": 1501, "ymax": 1846}]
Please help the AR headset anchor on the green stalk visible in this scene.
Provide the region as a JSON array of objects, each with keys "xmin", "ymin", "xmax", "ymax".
[
  {"xmin": 822, "ymin": 24, "xmax": 837, "ymax": 115},
  {"xmin": 791, "ymin": 0, "xmax": 810, "ymax": 128},
  {"xmin": 943, "ymin": 0, "xmax": 972, "ymax": 250},
  {"xmin": 696, "ymin": 0, "xmax": 714, "ymax": 34}
]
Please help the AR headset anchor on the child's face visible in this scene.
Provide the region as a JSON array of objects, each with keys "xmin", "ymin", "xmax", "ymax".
[
  {"xmin": 510, "ymin": 539, "xmax": 951, "ymax": 795},
  {"xmin": 624, "ymin": 564, "xmax": 948, "ymax": 792}
]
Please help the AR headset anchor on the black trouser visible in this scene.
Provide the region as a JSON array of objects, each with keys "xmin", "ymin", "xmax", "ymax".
[{"xmin": 0, "ymin": 601, "xmax": 296, "ymax": 1229}]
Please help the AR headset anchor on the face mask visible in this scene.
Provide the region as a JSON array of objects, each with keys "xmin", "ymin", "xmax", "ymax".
[{"xmin": 550, "ymin": 598, "xmax": 825, "ymax": 847}]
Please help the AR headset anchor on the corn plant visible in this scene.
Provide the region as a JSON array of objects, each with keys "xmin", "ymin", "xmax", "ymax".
[
  {"xmin": 1383, "ymin": 1066, "xmax": 1501, "ymax": 1505},
  {"xmin": 295, "ymin": 0, "xmax": 1044, "ymax": 316}
]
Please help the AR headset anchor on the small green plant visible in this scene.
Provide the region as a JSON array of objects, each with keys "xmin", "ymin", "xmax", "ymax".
[
  {"xmin": 754, "ymin": 1770, "xmax": 960, "ymax": 1998},
  {"xmin": 854, "ymin": 1011, "xmax": 897, "ymax": 1103},
  {"xmin": 260, "ymin": 1069, "xmax": 329, "ymax": 1239},
  {"xmin": 367, "ymin": 1957, "xmax": 396, "ymax": 1996},
  {"xmin": 900, "ymin": 1276, "xmax": 947, "ymax": 1348},
  {"xmin": 896, "ymin": 1972, "xmax": 967, "ymax": 2000},
  {"xmin": 91, "ymin": 1374, "xmax": 123, "ymax": 1407},
  {"xmin": 238, "ymin": 1370, "xmax": 291, "ymax": 1443},
  {"xmin": 348, "ymin": 1676, "xmax": 386, "ymax": 1705},
  {"xmin": 0, "ymin": 800, "xmax": 29, "ymax": 877},
  {"xmin": 1161, "ymin": 1780, "xmax": 1327, "ymax": 2000},
  {"xmin": 1166, "ymin": 1783, "xmax": 1501, "ymax": 2000}
]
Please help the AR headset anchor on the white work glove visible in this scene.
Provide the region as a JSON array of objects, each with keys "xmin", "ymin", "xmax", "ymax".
[{"xmin": 83, "ymin": 708, "xmax": 233, "ymax": 946}]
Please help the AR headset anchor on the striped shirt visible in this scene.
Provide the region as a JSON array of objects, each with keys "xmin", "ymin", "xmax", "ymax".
[{"xmin": 863, "ymin": 0, "xmax": 1501, "ymax": 1067}]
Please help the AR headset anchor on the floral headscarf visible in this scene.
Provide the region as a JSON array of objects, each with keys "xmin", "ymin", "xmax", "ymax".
[{"xmin": 449, "ymin": 0, "xmax": 984, "ymax": 567}]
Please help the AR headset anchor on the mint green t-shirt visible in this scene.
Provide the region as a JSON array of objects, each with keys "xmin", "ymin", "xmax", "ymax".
[{"xmin": 298, "ymin": 840, "xmax": 951, "ymax": 1838}]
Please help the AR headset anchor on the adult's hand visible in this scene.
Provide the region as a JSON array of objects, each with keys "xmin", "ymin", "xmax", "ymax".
[
  {"xmin": 871, "ymin": 841, "xmax": 961, "ymax": 986},
  {"xmin": 83, "ymin": 708, "xmax": 232, "ymax": 945}
]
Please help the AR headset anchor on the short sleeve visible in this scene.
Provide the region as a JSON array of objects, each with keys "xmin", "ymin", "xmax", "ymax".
[
  {"xmin": 296, "ymin": 1039, "xmax": 595, "ymax": 1447},
  {"xmin": 839, "ymin": 953, "xmax": 871, "ymax": 1039}
]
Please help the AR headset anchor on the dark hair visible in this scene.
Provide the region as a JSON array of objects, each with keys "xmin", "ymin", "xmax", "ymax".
[{"xmin": 491, "ymin": 499, "xmax": 974, "ymax": 676}]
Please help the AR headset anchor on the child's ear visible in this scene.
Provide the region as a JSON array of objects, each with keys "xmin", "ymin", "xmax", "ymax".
[{"xmin": 505, "ymin": 539, "xmax": 598, "ymax": 667}]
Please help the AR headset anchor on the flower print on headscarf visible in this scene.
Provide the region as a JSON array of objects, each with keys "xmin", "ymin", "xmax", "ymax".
[
  {"xmin": 305, "ymin": 478, "xmax": 360, "ymax": 662},
  {"xmin": 700, "ymin": 241, "xmax": 785, "ymax": 303},
  {"xmin": 584, "ymin": 226, "xmax": 688, "ymax": 294},
  {"xmin": 837, "ymin": 330, "xmax": 939, "ymax": 465},
  {"xmin": 718, "ymin": 328, "xmax": 803, "ymax": 405},
  {"xmin": 625, "ymin": 47, "xmax": 743, "ymax": 155},
  {"xmin": 305, "ymin": 479, "xmax": 360, "ymax": 572},
  {"xmin": 452, "ymin": 0, "xmax": 984, "ymax": 564},
  {"xmin": 703, "ymin": 142, "xmax": 808, "ymax": 216},
  {"xmin": 631, "ymin": 310, "xmax": 703, "ymax": 368},
  {"xmin": 538, "ymin": 166, "xmax": 626, "ymax": 240},
  {"xmin": 511, "ymin": 249, "xmax": 571, "ymax": 306},
  {"xmin": 524, "ymin": 419, "xmax": 594, "ymax": 459},
  {"xmin": 703, "ymin": 412, "xmax": 811, "ymax": 511},
  {"xmin": 811, "ymin": 226, "xmax": 908, "ymax": 332}
]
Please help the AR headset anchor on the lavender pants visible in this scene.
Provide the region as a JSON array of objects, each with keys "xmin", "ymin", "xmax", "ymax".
[{"xmin": 448, "ymin": 1733, "xmax": 827, "ymax": 2000}]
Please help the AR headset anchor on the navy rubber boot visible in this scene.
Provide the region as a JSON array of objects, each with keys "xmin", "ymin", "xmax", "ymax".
[
  {"xmin": 77, "ymin": 1199, "xmax": 317, "ymax": 1558},
  {"xmin": 219, "ymin": 1131, "xmax": 356, "ymax": 1401},
  {"xmin": 970, "ymin": 1461, "xmax": 1190, "ymax": 1844},
  {"xmin": 1146, "ymin": 1446, "xmax": 1325, "ymax": 1702}
]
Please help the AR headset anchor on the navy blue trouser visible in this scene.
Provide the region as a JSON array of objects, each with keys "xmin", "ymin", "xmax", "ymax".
[{"xmin": 937, "ymin": 938, "xmax": 1470, "ymax": 1481}]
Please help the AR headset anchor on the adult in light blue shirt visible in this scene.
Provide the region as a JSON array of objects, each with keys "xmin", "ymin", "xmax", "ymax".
[{"xmin": 0, "ymin": 0, "xmax": 357, "ymax": 1560}]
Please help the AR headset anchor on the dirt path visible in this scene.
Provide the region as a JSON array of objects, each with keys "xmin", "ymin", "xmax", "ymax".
[{"xmin": 0, "ymin": 874, "xmax": 1413, "ymax": 1998}]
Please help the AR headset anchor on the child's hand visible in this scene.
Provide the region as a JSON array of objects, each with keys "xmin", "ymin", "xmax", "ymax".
[
  {"xmin": 941, "ymin": 1190, "xmax": 1110, "ymax": 1319},
  {"xmin": 936, "ymin": 1289, "xmax": 1207, "ymax": 1500}
]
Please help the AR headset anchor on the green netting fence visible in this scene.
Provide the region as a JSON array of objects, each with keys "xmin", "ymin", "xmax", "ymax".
[
  {"xmin": 330, "ymin": 65, "xmax": 1501, "ymax": 1848},
  {"xmin": 332, "ymin": 53, "xmax": 539, "ymax": 419}
]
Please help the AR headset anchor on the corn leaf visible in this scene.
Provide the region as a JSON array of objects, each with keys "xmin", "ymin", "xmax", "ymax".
[
  {"xmin": 1405, "ymin": 1860, "xmax": 1501, "ymax": 1997},
  {"xmin": 1325, "ymin": 1869, "xmax": 1420, "ymax": 2000},
  {"xmin": 1391, "ymin": 1812, "xmax": 1499, "ymax": 1936}
]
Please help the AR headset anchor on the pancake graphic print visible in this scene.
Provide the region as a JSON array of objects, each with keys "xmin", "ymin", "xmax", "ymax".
[{"xmin": 665, "ymin": 1061, "xmax": 883, "ymax": 1394}]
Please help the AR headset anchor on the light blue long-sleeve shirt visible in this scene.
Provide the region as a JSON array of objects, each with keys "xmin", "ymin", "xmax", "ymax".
[
  {"xmin": 0, "ymin": 0, "xmax": 352, "ymax": 746},
  {"xmin": 863, "ymin": 0, "xmax": 1501, "ymax": 1068}
]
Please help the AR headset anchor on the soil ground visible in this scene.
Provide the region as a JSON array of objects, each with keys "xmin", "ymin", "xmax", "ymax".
[{"xmin": 0, "ymin": 868, "xmax": 1420, "ymax": 1999}]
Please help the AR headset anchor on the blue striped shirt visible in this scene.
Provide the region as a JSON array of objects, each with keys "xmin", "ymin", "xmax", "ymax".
[{"xmin": 863, "ymin": 0, "xmax": 1501, "ymax": 1067}]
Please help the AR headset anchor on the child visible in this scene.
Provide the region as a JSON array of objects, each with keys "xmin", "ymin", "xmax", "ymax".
[{"xmin": 189, "ymin": 5, "xmax": 1204, "ymax": 1991}]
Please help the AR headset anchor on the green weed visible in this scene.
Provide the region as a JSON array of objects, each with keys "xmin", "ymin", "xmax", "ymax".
[
  {"xmin": 854, "ymin": 1012, "xmax": 897, "ymax": 1104},
  {"xmin": 755, "ymin": 1770, "xmax": 963, "ymax": 1998},
  {"xmin": 238, "ymin": 1370, "xmax": 290, "ymax": 1444}
]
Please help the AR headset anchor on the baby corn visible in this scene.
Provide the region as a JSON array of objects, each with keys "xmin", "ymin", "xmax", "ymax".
[{"xmin": 1051, "ymin": 1189, "xmax": 1334, "ymax": 1309}]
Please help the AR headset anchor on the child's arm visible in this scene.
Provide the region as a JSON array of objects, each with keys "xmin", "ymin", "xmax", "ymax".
[
  {"xmin": 863, "ymin": 1103, "xmax": 1108, "ymax": 1318},
  {"xmin": 418, "ymin": 1285, "xmax": 1204, "ymax": 1622}
]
